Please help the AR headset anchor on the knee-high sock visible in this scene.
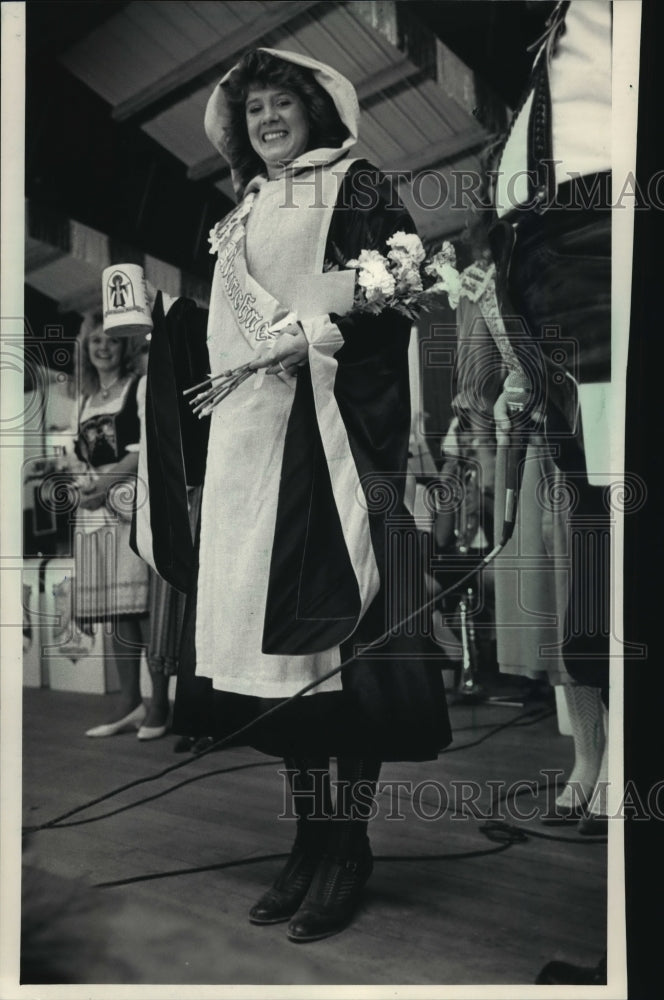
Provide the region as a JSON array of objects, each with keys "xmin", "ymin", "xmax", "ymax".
[
  {"xmin": 557, "ymin": 684, "xmax": 605, "ymax": 807},
  {"xmin": 284, "ymin": 756, "xmax": 332, "ymax": 847},
  {"xmin": 588, "ymin": 703, "xmax": 609, "ymax": 816},
  {"xmin": 332, "ymin": 757, "xmax": 382, "ymax": 856}
]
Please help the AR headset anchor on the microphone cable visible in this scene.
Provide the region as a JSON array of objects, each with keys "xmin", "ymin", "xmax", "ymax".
[
  {"xmin": 94, "ymin": 842, "xmax": 517, "ymax": 891},
  {"xmin": 23, "ymin": 544, "xmax": 506, "ymax": 835},
  {"xmin": 92, "ymin": 766, "xmax": 606, "ymax": 892},
  {"xmin": 27, "ymin": 704, "xmax": 554, "ymax": 832}
]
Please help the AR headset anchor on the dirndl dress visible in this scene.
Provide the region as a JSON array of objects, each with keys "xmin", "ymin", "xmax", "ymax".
[{"xmin": 73, "ymin": 376, "xmax": 149, "ymax": 623}]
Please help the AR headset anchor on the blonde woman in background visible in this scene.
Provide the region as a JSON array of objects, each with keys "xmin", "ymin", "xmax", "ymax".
[{"xmin": 72, "ymin": 320, "xmax": 169, "ymax": 739}]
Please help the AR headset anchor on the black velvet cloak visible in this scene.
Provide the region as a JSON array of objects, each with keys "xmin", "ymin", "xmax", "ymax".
[{"xmin": 135, "ymin": 161, "xmax": 451, "ymax": 761}]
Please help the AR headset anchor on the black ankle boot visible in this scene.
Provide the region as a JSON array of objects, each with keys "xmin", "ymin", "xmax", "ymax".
[
  {"xmin": 250, "ymin": 758, "xmax": 332, "ymax": 925},
  {"xmin": 286, "ymin": 838, "xmax": 373, "ymax": 942},
  {"xmin": 249, "ymin": 836, "xmax": 324, "ymax": 925}
]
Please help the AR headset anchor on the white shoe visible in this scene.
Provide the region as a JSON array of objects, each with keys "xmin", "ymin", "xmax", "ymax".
[
  {"xmin": 85, "ymin": 703, "xmax": 146, "ymax": 737},
  {"xmin": 137, "ymin": 723, "xmax": 168, "ymax": 741}
]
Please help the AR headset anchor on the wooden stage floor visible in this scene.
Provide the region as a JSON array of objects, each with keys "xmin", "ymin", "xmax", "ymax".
[{"xmin": 19, "ymin": 687, "xmax": 608, "ymax": 987}]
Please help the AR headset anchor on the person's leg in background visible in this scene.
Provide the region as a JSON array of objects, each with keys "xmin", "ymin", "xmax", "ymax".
[
  {"xmin": 86, "ymin": 613, "xmax": 147, "ymax": 736},
  {"xmin": 558, "ymin": 479, "xmax": 610, "ymax": 833},
  {"xmin": 139, "ymin": 570, "xmax": 186, "ymax": 739},
  {"xmin": 142, "ymin": 668, "xmax": 170, "ymax": 734},
  {"xmin": 495, "ymin": 200, "xmax": 611, "ymax": 830}
]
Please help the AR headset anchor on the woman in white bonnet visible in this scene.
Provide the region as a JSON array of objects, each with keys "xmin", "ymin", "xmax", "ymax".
[{"xmin": 137, "ymin": 48, "xmax": 451, "ymax": 942}]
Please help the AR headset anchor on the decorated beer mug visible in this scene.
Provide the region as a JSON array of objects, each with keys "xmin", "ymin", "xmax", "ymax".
[{"xmin": 101, "ymin": 263, "xmax": 153, "ymax": 337}]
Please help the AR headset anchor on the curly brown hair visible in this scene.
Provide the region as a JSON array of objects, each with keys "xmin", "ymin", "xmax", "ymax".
[{"xmin": 221, "ymin": 50, "xmax": 349, "ymax": 193}]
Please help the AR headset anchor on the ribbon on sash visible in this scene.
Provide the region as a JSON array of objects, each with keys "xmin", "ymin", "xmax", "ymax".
[{"xmin": 209, "ymin": 191, "xmax": 296, "ymax": 353}]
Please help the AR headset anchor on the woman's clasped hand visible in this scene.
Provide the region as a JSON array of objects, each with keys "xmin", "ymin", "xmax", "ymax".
[{"xmin": 249, "ymin": 322, "xmax": 308, "ymax": 375}]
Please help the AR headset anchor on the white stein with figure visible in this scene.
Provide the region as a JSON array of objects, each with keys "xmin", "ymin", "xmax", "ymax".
[{"xmin": 102, "ymin": 263, "xmax": 153, "ymax": 337}]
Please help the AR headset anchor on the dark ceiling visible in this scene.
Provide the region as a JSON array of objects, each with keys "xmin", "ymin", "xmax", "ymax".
[
  {"xmin": 408, "ymin": 1, "xmax": 556, "ymax": 107},
  {"xmin": 23, "ymin": 0, "xmax": 554, "ymax": 343},
  {"xmin": 25, "ymin": 1, "xmax": 229, "ymax": 282},
  {"xmin": 25, "ymin": 1, "xmax": 552, "ymax": 275}
]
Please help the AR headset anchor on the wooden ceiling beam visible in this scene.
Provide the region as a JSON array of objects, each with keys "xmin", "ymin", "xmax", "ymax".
[
  {"xmin": 391, "ymin": 126, "xmax": 487, "ymax": 174},
  {"xmin": 188, "ymin": 121, "xmax": 487, "ymax": 188},
  {"xmin": 57, "ymin": 283, "xmax": 109, "ymax": 316},
  {"xmin": 188, "ymin": 154, "xmax": 230, "ymax": 185},
  {"xmin": 25, "ymin": 242, "xmax": 68, "ymax": 274},
  {"xmin": 187, "ymin": 118, "xmax": 486, "ymax": 186},
  {"xmin": 112, "ymin": 0, "xmax": 323, "ymax": 126},
  {"xmin": 355, "ymin": 55, "xmax": 419, "ymax": 104}
]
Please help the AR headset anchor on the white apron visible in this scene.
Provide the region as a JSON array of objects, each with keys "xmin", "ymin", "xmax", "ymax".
[{"xmin": 196, "ymin": 160, "xmax": 369, "ymax": 698}]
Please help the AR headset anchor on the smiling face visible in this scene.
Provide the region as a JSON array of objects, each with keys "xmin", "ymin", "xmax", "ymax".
[
  {"xmin": 86, "ymin": 330, "xmax": 123, "ymax": 379},
  {"xmin": 245, "ymin": 86, "xmax": 310, "ymax": 178}
]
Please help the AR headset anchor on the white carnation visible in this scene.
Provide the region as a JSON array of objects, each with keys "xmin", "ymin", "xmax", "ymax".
[
  {"xmin": 386, "ymin": 231, "xmax": 426, "ymax": 265},
  {"xmin": 348, "ymin": 249, "xmax": 396, "ymax": 301}
]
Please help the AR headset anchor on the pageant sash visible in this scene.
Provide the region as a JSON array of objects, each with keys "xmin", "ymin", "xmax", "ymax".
[
  {"xmin": 208, "ymin": 184, "xmax": 357, "ymax": 354},
  {"xmin": 209, "ymin": 193, "xmax": 293, "ymax": 348}
]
